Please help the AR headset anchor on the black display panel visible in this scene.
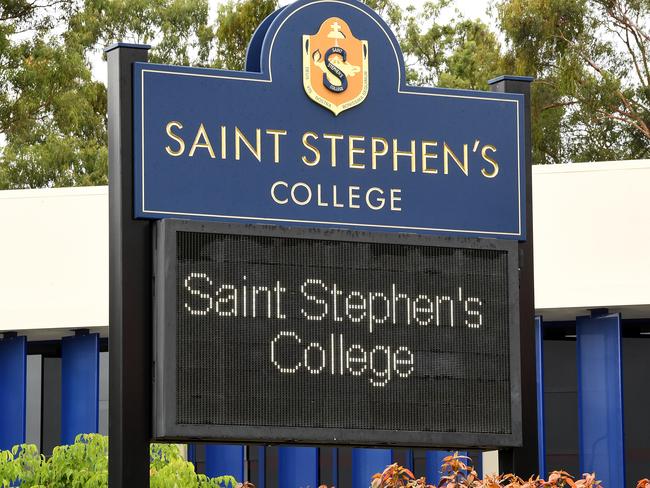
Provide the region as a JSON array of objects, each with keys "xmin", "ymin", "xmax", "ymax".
[{"xmin": 153, "ymin": 220, "xmax": 521, "ymax": 448}]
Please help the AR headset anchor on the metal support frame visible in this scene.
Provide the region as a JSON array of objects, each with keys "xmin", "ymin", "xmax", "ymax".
[
  {"xmin": 101, "ymin": 51, "xmax": 535, "ymax": 486},
  {"xmin": 489, "ymin": 75, "xmax": 538, "ymax": 477},
  {"xmin": 106, "ymin": 42, "xmax": 151, "ymax": 487},
  {"xmin": 534, "ymin": 317, "xmax": 547, "ymax": 477},
  {"xmin": 61, "ymin": 331, "xmax": 100, "ymax": 445}
]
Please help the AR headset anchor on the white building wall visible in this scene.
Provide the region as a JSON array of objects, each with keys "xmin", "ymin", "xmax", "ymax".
[
  {"xmin": 0, "ymin": 186, "xmax": 108, "ymax": 337},
  {"xmin": 1, "ymin": 159, "xmax": 649, "ymax": 335},
  {"xmin": 533, "ymin": 160, "xmax": 650, "ymax": 320}
]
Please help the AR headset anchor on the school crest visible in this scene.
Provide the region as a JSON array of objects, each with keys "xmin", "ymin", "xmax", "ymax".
[{"xmin": 303, "ymin": 18, "xmax": 369, "ymax": 116}]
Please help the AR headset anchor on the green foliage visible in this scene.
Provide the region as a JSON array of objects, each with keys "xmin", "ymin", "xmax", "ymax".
[
  {"xmin": 0, "ymin": 0, "xmax": 276, "ymax": 189},
  {"xmin": 0, "ymin": 434, "xmax": 238, "ymax": 487},
  {"xmin": 0, "ymin": 1, "xmax": 109, "ymax": 189},
  {"xmin": 1, "ymin": 0, "xmax": 648, "ymax": 189},
  {"xmin": 212, "ymin": 0, "xmax": 278, "ymax": 71},
  {"xmin": 496, "ymin": 0, "xmax": 650, "ymax": 164},
  {"xmin": 399, "ymin": 1, "xmax": 506, "ymax": 90},
  {"xmin": 68, "ymin": 0, "xmax": 214, "ymax": 66}
]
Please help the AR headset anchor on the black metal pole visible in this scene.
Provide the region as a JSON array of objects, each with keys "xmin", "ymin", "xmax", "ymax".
[
  {"xmin": 106, "ymin": 42, "xmax": 151, "ymax": 487},
  {"xmin": 489, "ymin": 75, "xmax": 537, "ymax": 477}
]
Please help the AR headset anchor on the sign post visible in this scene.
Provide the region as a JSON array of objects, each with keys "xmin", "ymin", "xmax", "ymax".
[
  {"xmin": 106, "ymin": 42, "xmax": 151, "ymax": 487},
  {"xmin": 490, "ymin": 76, "xmax": 537, "ymax": 476}
]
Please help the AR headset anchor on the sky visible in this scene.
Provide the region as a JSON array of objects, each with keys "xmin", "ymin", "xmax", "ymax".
[
  {"xmin": 274, "ymin": 0, "xmax": 493, "ymax": 21},
  {"xmin": 3, "ymin": 0, "xmax": 494, "ymax": 151},
  {"xmin": 93, "ymin": 0, "xmax": 495, "ymax": 89},
  {"xmin": 87, "ymin": 0, "xmax": 493, "ymax": 85}
]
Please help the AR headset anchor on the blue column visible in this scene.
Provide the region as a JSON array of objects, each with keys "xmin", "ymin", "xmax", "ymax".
[
  {"xmin": 187, "ymin": 444, "xmax": 196, "ymax": 465},
  {"xmin": 352, "ymin": 448, "xmax": 392, "ymax": 488},
  {"xmin": 535, "ymin": 316, "xmax": 547, "ymax": 477},
  {"xmin": 426, "ymin": 451, "xmax": 467, "ymax": 485},
  {"xmin": 61, "ymin": 332, "xmax": 99, "ymax": 445},
  {"xmin": 0, "ymin": 335, "xmax": 26, "ymax": 450},
  {"xmin": 257, "ymin": 446, "xmax": 266, "ymax": 488},
  {"xmin": 205, "ymin": 445, "xmax": 245, "ymax": 480},
  {"xmin": 473, "ymin": 452, "xmax": 482, "ymax": 479},
  {"xmin": 576, "ymin": 312, "xmax": 625, "ymax": 488},
  {"xmin": 404, "ymin": 449, "xmax": 414, "ymax": 471},
  {"xmin": 278, "ymin": 447, "xmax": 318, "ymax": 488}
]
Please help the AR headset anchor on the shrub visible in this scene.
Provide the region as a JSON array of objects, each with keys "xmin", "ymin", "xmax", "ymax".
[
  {"xmin": 369, "ymin": 453, "xmax": 607, "ymax": 488},
  {"xmin": 0, "ymin": 434, "xmax": 237, "ymax": 488},
  {"xmin": 2, "ymin": 441, "xmax": 647, "ymax": 488}
]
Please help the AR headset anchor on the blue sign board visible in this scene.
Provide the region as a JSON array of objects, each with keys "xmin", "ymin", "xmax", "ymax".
[{"xmin": 134, "ymin": 0, "xmax": 526, "ymax": 239}]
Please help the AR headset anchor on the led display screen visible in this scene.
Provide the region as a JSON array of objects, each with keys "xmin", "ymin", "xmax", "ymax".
[{"xmin": 153, "ymin": 220, "xmax": 521, "ymax": 448}]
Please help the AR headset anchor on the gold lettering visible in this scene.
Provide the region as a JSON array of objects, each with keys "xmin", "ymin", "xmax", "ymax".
[
  {"xmin": 324, "ymin": 133, "xmax": 344, "ymax": 167},
  {"xmin": 421, "ymin": 141, "xmax": 439, "ymax": 174},
  {"xmin": 481, "ymin": 145, "xmax": 499, "ymax": 178},
  {"xmin": 235, "ymin": 127, "xmax": 262, "ymax": 162},
  {"xmin": 220, "ymin": 126, "xmax": 227, "ymax": 159},
  {"xmin": 366, "ymin": 187, "xmax": 385, "ymax": 210},
  {"xmin": 371, "ymin": 137, "xmax": 388, "ymax": 170},
  {"xmin": 390, "ymin": 189, "xmax": 402, "ymax": 212},
  {"xmin": 317, "ymin": 184, "xmax": 328, "ymax": 207},
  {"xmin": 266, "ymin": 129, "xmax": 287, "ymax": 164},
  {"xmin": 348, "ymin": 136, "xmax": 366, "ymax": 169},
  {"xmin": 189, "ymin": 123, "xmax": 215, "ymax": 159},
  {"xmin": 443, "ymin": 143, "xmax": 469, "ymax": 176},
  {"xmin": 393, "ymin": 139, "xmax": 416, "ymax": 173},
  {"xmin": 271, "ymin": 181, "xmax": 289, "ymax": 204},
  {"xmin": 302, "ymin": 132, "xmax": 320, "ymax": 166},
  {"xmin": 165, "ymin": 121, "xmax": 185, "ymax": 157},
  {"xmin": 349, "ymin": 186, "xmax": 361, "ymax": 208},
  {"xmin": 332, "ymin": 184, "xmax": 344, "ymax": 208},
  {"xmin": 291, "ymin": 182, "xmax": 312, "ymax": 206}
]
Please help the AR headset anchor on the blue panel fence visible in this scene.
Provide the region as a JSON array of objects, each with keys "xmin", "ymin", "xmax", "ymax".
[
  {"xmin": 204, "ymin": 445, "xmax": 245, "ymax": 481},
  {"xmin": 576, "ymin": 313, "xmax": 626, "ymax": 488},
  {"xmin": 426, "ymin": 451, "xmax": 468, "ymax": 485},
  {"xmin": 352, "ymin": 448, "xmax": 392, "ymax": 488},
  {"xmin": 61, "ymin": 332, "xmax": 100, "ymax": 445},
  {"xmin": 0, "ymin": 335, "xmax": 26, "ymax": 451},
  {"xmin": 279, "ymin": 447, "xmax": 319, "ymax": 488}
]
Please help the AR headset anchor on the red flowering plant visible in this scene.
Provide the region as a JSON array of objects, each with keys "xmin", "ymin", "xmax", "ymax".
[
  {"xmin": 370, "ymin": 453, "xmax": 607, "ymax": 488},
  {"xmin": 371, "ymin": 463, "xmax": 435, "ymax": 488}
]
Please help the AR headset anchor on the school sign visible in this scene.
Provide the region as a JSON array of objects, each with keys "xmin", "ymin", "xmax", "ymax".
[
  {"xmin": 133, "ymin": 0, "xmax": 526, "ymax": 239},
  {"xmin": 106, "ymin": 2, "xmax": 533, "ymax": 485}
]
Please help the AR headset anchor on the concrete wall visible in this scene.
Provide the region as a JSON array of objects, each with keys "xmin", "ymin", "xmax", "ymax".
[
  {"xmin": 533, "ymin": 160, "xmax": 650, "ymax": 320},
  {"xmin": 0, "ymin": 187, "xmax": 108, "ymax": 337},
  {"xmin": 1, "ymin": 159, "xmax": 649, "ymax": 334}
]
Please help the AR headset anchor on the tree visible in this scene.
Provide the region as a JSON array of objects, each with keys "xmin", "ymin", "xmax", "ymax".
[
  {"xmin": 399, "ymin": 1, "xmax": 506, "ymax": 89},
  {"xmin": 211, "ymin": 0, "xmax": 278, "ymax": 70},
  {"xmin": 0, "ymin": 0, "xmax": 109, "ymax": 188},
  {"xmin": 2, "ymin": 0, "xmax": 648, "ymax": 189},
  {"xmin": 0, "ymin": 0, "xmax": 277, "ymax": 189},
  {"xmin": 383, "ymin": 0, "xmax": 650, "ymax": 164},
  {"xmin": 496, "ymin": 0, "xmax": 650, "ymax": 164}
]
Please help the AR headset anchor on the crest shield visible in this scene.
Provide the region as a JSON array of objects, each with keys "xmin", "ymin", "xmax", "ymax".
[{"xmin": 303, "ymin": 18, "xmax": 369, "ymax": 116}]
